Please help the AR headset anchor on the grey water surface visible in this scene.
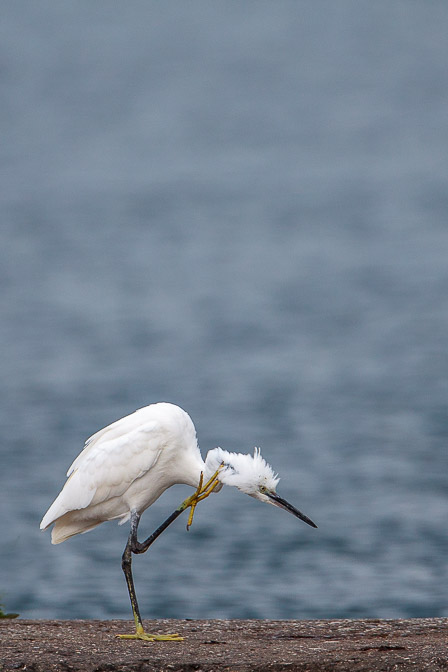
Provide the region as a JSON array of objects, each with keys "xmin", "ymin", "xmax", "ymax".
[{"xmin": 1, "ymin": 2, "xmax": 448, "ymax": 621}]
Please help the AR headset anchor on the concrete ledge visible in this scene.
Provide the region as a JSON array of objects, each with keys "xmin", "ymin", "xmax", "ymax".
[{"xmin": 1, "ymin": 618, "xmax": 447, "ymax": 671}]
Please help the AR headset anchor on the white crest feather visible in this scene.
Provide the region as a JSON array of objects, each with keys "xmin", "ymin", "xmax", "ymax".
[{"xmin": 205, "ymin": 447, "xmax": 280, "ymax": 496}]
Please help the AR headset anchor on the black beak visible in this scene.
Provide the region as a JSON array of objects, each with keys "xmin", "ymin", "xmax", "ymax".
[{"xmin": 266, "ymin": 492, "xmax": 317, "ymax": 528}]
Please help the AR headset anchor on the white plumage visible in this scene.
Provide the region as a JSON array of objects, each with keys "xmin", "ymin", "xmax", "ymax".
[
  {"xmin": 205, "ymin": 447, "xmax": 280, "ymax": 496},
  {"xmin": 40, "ymin": 403, "xmax": 205, "ymax": 543}
]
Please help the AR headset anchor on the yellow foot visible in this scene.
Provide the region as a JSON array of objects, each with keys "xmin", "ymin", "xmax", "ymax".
[
  {"xmin": 117, "ymin": 630, "xmax": 183, "ymax": 642},
  {"xmin": 185, "ymin": 465, "xmax": 223, "ymax": 530}
]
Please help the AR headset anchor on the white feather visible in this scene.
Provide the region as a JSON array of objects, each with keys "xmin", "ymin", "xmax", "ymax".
[
  {"xmin": 205, "ymin": 446, "xmax": 280, "ymax": 496},
  {"xmin": 40, "ymin": 403, "xmax": 205, "ymax": 543}
]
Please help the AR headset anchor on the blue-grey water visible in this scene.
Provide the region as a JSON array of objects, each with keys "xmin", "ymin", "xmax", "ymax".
[{"xmin": 1, "ymin": 2, "xmax": 448, "ymax": 622}]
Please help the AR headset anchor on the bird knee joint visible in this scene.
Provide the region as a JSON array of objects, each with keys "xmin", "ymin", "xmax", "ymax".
[{"xmin": 122, "ymin": 550, "xmax": 132, "ymax": 571}]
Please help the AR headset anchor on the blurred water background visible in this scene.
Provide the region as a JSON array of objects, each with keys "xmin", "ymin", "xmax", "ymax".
[{"xmin": 1, "ymin": 1, "xmax": 448, "ymax": 621}]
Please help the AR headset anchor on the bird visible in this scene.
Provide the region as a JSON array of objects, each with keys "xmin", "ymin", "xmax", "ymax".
[{"xmin": 40, "ymin": 402, "xmax": 316, "ymax": 642}]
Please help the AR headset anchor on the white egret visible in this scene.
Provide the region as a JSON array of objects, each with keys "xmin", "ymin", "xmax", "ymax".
[{"xmin": 40, "ymin": 402, "xmax": 316, "ymax": 641}]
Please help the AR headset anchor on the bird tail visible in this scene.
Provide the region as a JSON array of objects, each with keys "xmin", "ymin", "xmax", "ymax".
[
  {"xmin": 50, "ymin": 514, "xmax": 102, "ymax": 544},
  {"xmin": 43, "ymin": 506, "xmax": 130, "ymax": 544}
]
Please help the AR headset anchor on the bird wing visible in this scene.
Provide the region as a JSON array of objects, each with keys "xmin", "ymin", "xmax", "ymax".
[
  {"xmin": 67, "ymin": 406, "xmax": 154, "ymax": 477},
  {"xmin": 40, "ymin": 418, "xmax": 165, "ymax": 529}
]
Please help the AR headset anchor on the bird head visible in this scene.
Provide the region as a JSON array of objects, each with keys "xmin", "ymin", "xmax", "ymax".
[{"xmin": 204, "ymin": 447, "xmax": 317, "ymax": 528}]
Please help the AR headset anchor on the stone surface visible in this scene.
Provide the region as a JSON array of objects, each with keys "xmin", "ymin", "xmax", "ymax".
[{"xmin": 1, "ymin": 618, "xmax": 448, "ymax": 671}]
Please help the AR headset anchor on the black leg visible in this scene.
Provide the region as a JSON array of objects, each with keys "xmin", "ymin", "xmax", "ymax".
[
  {"xmin": 136, "ymin": 502, "xmax": 194, "ymax": 554},
  {"xmin": 121, "ymin": 512, "xmax": 144, "ymax": 633},
  {"xmin": 117, "ymin": 468, "xmax": 222, "ymax": 642},
  {"xmin": 118, "ymin": 509, "xmax": 184, "ymax": 641}
]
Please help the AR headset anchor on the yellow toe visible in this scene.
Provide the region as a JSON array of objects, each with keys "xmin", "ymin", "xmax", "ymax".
[{"xmin": 117, "ymin": 630, "xmax": 183, "ymax": 642}]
